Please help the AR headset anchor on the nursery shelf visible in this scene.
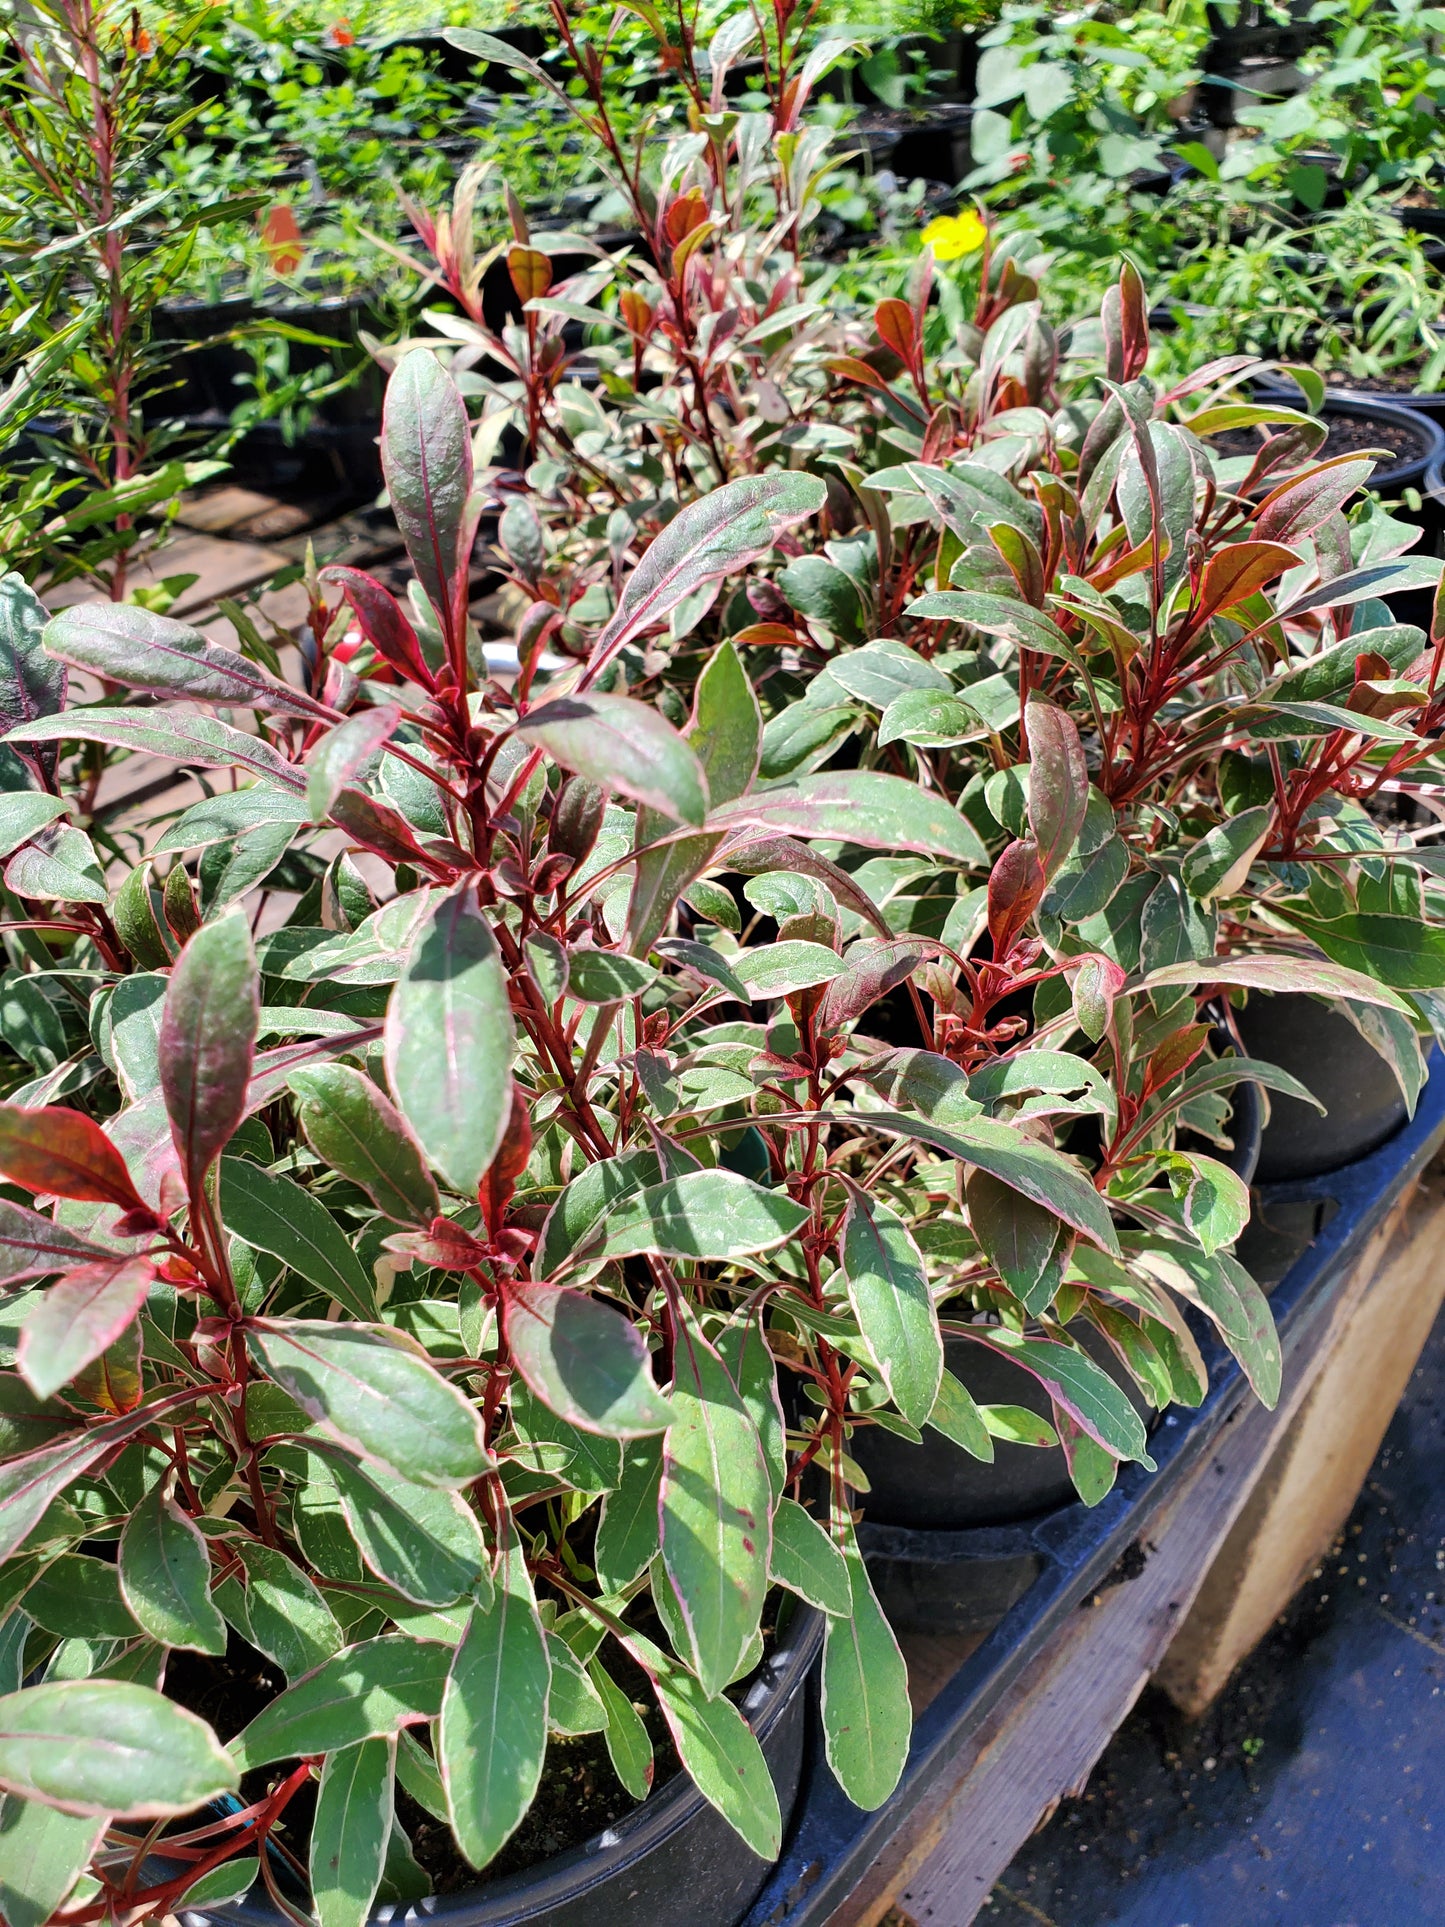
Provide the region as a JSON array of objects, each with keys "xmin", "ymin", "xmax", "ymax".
[{"xmin": 743, "ymin": 1053, "xmax": 1445, "ymax": 1927}]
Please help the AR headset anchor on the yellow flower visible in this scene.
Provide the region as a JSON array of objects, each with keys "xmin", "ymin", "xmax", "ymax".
[{"xmin": 920, "ymin": 210, "xmax": 987, "ymax": 262}]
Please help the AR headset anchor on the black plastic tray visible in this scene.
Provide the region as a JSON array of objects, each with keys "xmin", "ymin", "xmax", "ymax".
[{"xmin": 742, "ymin": 1048, "xmax": 1445, "ymax": 1927}]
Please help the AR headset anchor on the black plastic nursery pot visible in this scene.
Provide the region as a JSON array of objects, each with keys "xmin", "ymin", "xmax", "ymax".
[
  {"xmin": 848, "ymin": 1080, "xmax": 1263, "ymax": 1636},
  {"xmin": 1235, "ymin": 992, "xmax": 1409, "ymax": 1184},
  {"xmin": 739, "ymin": 1047, "xmax": 1445, "ymax": 1927},
  {"xmin": 184, "ymin": 1607, "xmax": 822, "ymax": 1927},
  {"xmin": 1248, "ymin": 387, "xmax": 1445, "ymax": 495}
]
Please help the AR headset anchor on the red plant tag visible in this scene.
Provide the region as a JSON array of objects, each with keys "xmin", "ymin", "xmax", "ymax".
[{"xmin": 260, "ymin": 204, "xmax": 304, "ymax": 276}]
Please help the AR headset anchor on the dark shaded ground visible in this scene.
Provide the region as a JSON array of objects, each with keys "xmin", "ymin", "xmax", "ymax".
[{"xmin": 987, "ymin": 1303, "xmax": 1445, "ymax": 1927}]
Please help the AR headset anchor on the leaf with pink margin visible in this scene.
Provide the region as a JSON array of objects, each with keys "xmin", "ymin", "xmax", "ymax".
[
  {"xmin": 17, "ymin": 1257, "xmax": 158, "ymax": 1400},
  {"xmin": 158, "ymin": 913, "xmax": 260, "ymax": 1201},
  {"xmin": 381, "ymin": 351, "xmax": 477, "ymax": 647}
]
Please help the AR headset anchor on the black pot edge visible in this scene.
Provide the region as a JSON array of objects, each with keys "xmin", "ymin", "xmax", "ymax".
[
  {"xmin": 1248, "ymin": 383, "xmax": 1445, "ymax": 484},
  {"xmin": 186, "ymin": 1606, "xmax": 823, "ymax": 1927},
  {"xmin": 740, "ymin": 1045, "xmax": 1445, "ymax": 1927}
]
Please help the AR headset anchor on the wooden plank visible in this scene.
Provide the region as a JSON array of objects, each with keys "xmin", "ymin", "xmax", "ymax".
[
  {"xmin": 827, "ymin": 1172, "xmax": 1437, "ymax": 1927},
  {"xmin": 1155, "ymin": 1156, "xmax": 1445, "ymax": 1717}
]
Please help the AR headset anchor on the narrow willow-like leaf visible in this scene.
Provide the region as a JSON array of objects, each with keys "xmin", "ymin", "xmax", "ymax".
[
  {"xmin": 288, "ymin": 1064, "xmax": 440, "ymax": 1227},
  {"xmin": 118, "ymin": 1480, "xmax": 225, "ymax": 1656},
  {"xmin": 0, "ymin": 1681, "xmax": 236, "ymax": 1817},
  {"xmin": 325, "ymin": 1453, "xmax": 487, "ymax": 1608},
  {"xmin": 306, "ymin": 706, "xmax": 403, "ymax": 824},
  {"xmin": 660, "ymin": 1303, "xmax": 770, "ymax": 1698},
  {"xmin": 769, "ymin": 1497, "xmax": 851, "ymax": 1616},
  {"xmin": 223, "ymin": 1539, "xmax": 343, "ymax": 1682},
  {"xmin": 17, "ymin": 1257, "xmax": 156, "ymax": 1401},
  {"xmin": 42, "ymin": 605, "xmax": 328, "ymax": 720},
  {"xmin": 439, "ymin": 1543, "xmax": 551, "ymax": 1870},
  {"xmin": 159, "ymin": 913, "xmax": 259, "ymax": 1200},
  {"xmin": 621, "ymin": 1630, "xmax": 780, "ymax": 1858},
  {"xmin": 594, "ymin": 1437, "xmax": 663, "ymax": 1592},
  {"xmin": 517, "ymin": 693, "xmax": 708, "ymax": 828},
  {"xmin": 232, "ymin": 1637, "xmax": 451, "ymax": 1770},
  {"xmin": 249, "ymin": 1321, "xmax": 491, "ymax": 1490},
  {"xmin": 3, "ymin": 708, "xmax": 306, "ymax": 794},
  {"xmin": 820, "ymin": 1526, "xmax": 911, "ymax": 1810},
  {"xmin": 589, "ymin": 472, "xmax": 826, "ymax": 672},
  {"xmin": 582, "ymin": 1170, "xmax": 808, "ymax": 1265},
  {"xmin": 590, "ymin": 1661, "xmax": 653, "ymax": 1801},
  {"xmin": 311, "ymin": 1737, "xmax": 394, "ymax": 1927},
  {"xmin": 504, "ymin": 1282, "xmax": 674, "ymax": 1438},
  {"xmin": 385, "ymin": 889, "xmax": 515, "ymax": 1196},
  {"xmin": 219, "ymin": 1158, "xmax": 376, "ymax": 1322},
  {"xmin": 839, "ymin": 1196, "xmax": 942, "ymax": 1430},
  {"xmin": 381, "ymin": 350, "xmax": 475, "ymax": 640},
  {"xmin": 0, "ymin": 1797, "xmax": 104, "ymax": 1927}
]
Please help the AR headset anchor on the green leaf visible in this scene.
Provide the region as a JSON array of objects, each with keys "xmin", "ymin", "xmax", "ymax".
[
  {"xmin": 1181, "ymin": 808, "xmax": 1273, "ymax": 901},
  {"xmin": 223, "ymin": 1540, "xmax": 343, "ymax": 1681},
  {"xmin": 629, "ymin": 640, "xmax": 760, "ymax": 955},
  {"xmin": 0, "ymin": 1400, "xmax": 176, "ymax": 1566},
  {"xmin": 0, "ymin": 1797, "xmax": 105, "ymax": 1927},
  {"xmin": 248, "ymin": 1321, "xmax": 491, "ymax": 1490},
  {"xmin": 1167, "ymin": 1151, "xmax": 1249, "ymax": 1256},
  {"xmin": 1271, "ymin": 907, "xmax": 1445, "ymax": 991},
  {"xmin": 17, "ymin": 1257, "xmax": 155, "ymax": 1401},
  {"xmin": 968, "ymin": 1329, "xmax": 1152, "ymax": 1461},
  {"xmin": 232, "ymin": 1637, "xmax": 451, "ymax": 1770},
  {"xmin": 594, "ymin": 1436, "xmax": 663, "ymax": 1591},
  {"xmin": 509, "ymin": 1382, "xmax": 622, "ymax": 1496},
  {"xmin": 926, "ymin": 1370, "xmax": 994, "ymax": 1460},
  {"xmin": 311, "ymin": 1737, "xmax": 394, "ymax": 1927},
  {"xmin": 590, "ymin": 1661, "xmax": 653, "ymax": 1800},
  {"xmin": 730, "ymin": 941, "xmax": 846, "ymax": 998},
  {"xmin": 854, "ymin": 1111, "xmax": 1120, "ymax": 1256},
  {"xmin": 1131, "ymin": 1236, "xmax": 1281, "ymax": 1406},
  {"xmin": 660, "ymin": 1303, "xmax": 770, "ymax": 1698},
  {"xmin": 0, "ymin": 574, "xmax": 65, "ymax": 741},
  {"xmin": 3, "ymin": 708, "xmax": 307, "ymax": 795},
  {"xmin": 820, "ymin": 1525, "xmax": 911, "ymax": 1810},
  {"xmin": 5, "ymin": 826, "xmax": 108, "ymax": 905},
  {"xmin": 153, "ymin": 785, "xmax": 309, "ymax": 855},
  {"xmin": 546, "ymin": 1634, "xmax": 607, "ymax": 1735},
  {"xmin": 287, "ymin": 1064, "xmax": 440, "ymax": 1229},
  {"xmin": 306, "ymin": 707, "xmax": 402, "ymax": 824},
  {"xmin": 219, "ymin": 1159, "xmax": 376, "ymax": 1322},
  {"xmin": 159, "ymin": 913, "xmax": 259, "ymax": 1200},
  {"xmin": 0, "ymin": 797, "xmax": 70, "ymax": 861},
  {"xmin": 622, "ymin": 1630, "xmax": 781, "ymax": 1857},
  {"xmin": 325, "ymin": 1453, "xmax": 487, "ymax": 1608},
  {"xmin": 385, "ymin": 889, "xmax": 515, "ymax": 1195},
  {"xmin": 877, "ymin": 689, "xmax": 989, "ymax": 748},
  {"xmin": 42, "ymin": 604, "xmax": 324, "ymax": 721},
  {"xmin": 439, "ymin": 1543, "xmax": 551, "ymax": 1869},
  {"xmin": 769, "ymin": 1497, "xmax": 850, "ymax": 1615},
  {"xmin": 713, "ymin": 770, "xmax": 986, "ymax": 864},
  {"xmin": 504, "ymin": 1282, "xmax": 673, "ymax": 1437},
  {"xmin": 518, "ymin": 694, "xmax": 708, "ymax": 828},
  {"xmin": 965, "ymin": 1169, "xmax": 1068, "ymax": 1314},
  {"xmin": 21, "ymin": 1555, "xmax": 138, "ymax": 1641},
  {"xmin": 0, "ymin": 1681, "xmax": 235, "ymax": 1817},
  {"xmin": 118, "ymin": 1480, "xmax": 226, "ymax": 1656},
  {"xmin": 177, "ymin": 1855, "xmax": 259, "ymax": 1910},
  {"xmin": 593, "ymin": 472, "xmax": 826, "ymax": 666},
  {"xmin": 566, "ymin": 948, "xmax": 660, "ymax": 1003},
  {"xmin": 1142, "ymin": 952, "xmax": 1413, "ymax": 1013},
  {"xmin": 535, "ymin": 1150, "xmax": 662, "ymax": 1279},
  {"xmin": 582, "ymin": 1171, "xmax": 809, "ymax": 1264},
  {"xmin": 840, "ymin": 1196, "xmax": 942, "ymax": 1429}
]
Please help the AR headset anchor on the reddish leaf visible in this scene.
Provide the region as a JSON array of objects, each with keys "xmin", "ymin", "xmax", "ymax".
[
  {"xmin": 1118, "ymin": 260, "xmax": 1149, "ymax": 381},
  {"xmin": 481, "ymin": 1079, "xmax": 532, "ymax": 1234},
  {"xmin": 664, "ymin": 191, "xmax": 709, "ymax": 245},
  {"xmin": 159, "ymin": 914, "xmax": 260, "ymax": 1201},
  {"xmin": 1146, "ymin": 1023, "xmax": 1211, "ymax": 1093},
  {"xmin": 987, "ymin": 838, "xmax": 1046, "ymax": 959},
  {"xmin": 0, "ymin": 1107, "xmax": 145, "ymax": 1211},
  {"xmin": 380, "ymin": 350, "xmax": 477, "ymax": 653},
  {"xmin": 17, "ymin": 1256, "xmax": 157, "ymax": 1400},
  {"xmin": 321, "ymin": 566, "xmax": 435, "ymax": 688},
  {"xmin": 817, "ymin": 943, "xmax": 921, "ymax": 1032},
  {"xmin": 507, "ymin": 245, "xmax": 552, "ymax": 304},
  {"xmin": 1193, "ymin": 541, "xmax": 1300, "ymax": 623},
  {"xmin": 1025, "ymin": 699, "xmax": 1088, "ymax": 881},
  {"xmin": 874, "ymin": 298, "xmax": 917, "ymax": 367},
  {"xmin": 619, "ymin": 290, "xmax": 653, "ymax": 337},
  {"xmin": 0, "ymin": 1199, "xmax": 115, "ymax": 1284},
  {"xmin": 823, "ymin": 355, "xmax": 893, "ymax": 395},
  {"xmin": 329, "ymin": 788, "xmax": 441, "ymax": 869},
  {"xmin": 1254, "ymin": 456, "xmax": 1373, "ymax": 546}
]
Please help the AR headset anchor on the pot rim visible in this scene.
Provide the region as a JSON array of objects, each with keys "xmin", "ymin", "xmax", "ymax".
[
  {"xmin": 185, "ymin": 1603, "xmax": 823, "ymax": 1927},
  {"xmin": 1247, "ymin": 383, "xmax": 1445, "ymax": 481}
]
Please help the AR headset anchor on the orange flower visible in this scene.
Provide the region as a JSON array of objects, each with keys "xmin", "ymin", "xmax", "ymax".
[{"xmin": 323, "ymin": 18, "xmax": 355, "ymax": 47}]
